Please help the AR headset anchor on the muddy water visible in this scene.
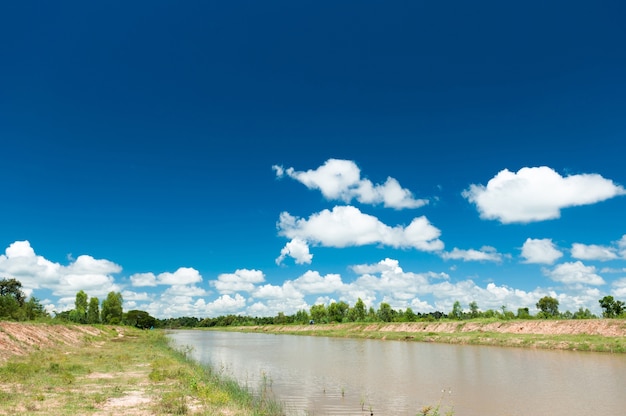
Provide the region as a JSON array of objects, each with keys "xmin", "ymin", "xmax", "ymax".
[{"xmin": 168, "ymin": 330, "xmax": 626, "ymax": 416}]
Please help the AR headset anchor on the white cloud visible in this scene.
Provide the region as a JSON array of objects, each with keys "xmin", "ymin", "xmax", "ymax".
[
  {"xmin": 521, "ymin": 238, "xmax": 563, "ymax": 264},
  {"xmin": 130, "ymin": 273, "xmax": 158, "ymax": 287},
  {"xmin": 571, "ymin": 243, "xmax": 619, "ymax": 261},
  {"xmin": 618, "ymin": 235, "xmax": 626, "ymax": 258},
  {"xmin": 441, "ymin": 246, "xmax": 502, "ymax": 262},
  {"xmin": 0, "ymin": 240, "xmax": 121, "ymax": 298},
  {"xmin": 204, "ymin": 294, "xmax": 247, "ymax": 316},
  {"xmin": 612, "ymin": 278, "xmax": 626, "ymax": 298},
  {"xmin": 277, "ymin": 205, "xmax": 444, "ymax": 253},
  {"xmin": 130, "ymin": 267, "xmax": 203, "ymax": 287},
  {"xmin": 212, "ymin": 269, "xmax": 265, "ymax": 294},
  {"xmin": 543, "ymin": 261, "xmax": 606, "ymax": 286},
  {"xmin": 273, "ymin": 159, "xmax": 428, "ymax": 209},
  {"xmin": 291, "ymin": 270, "xmax": 345, "ymax": 294},
  {"xmin": 463, "ymin": 166, "xmax": 626, "ymax": 223},
  {"xmin": 275, "ymin": 238, "xmax": 313, "ymax": 265}
]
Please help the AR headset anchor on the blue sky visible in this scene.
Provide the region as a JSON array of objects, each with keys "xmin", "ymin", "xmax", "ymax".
[{"xmin": 1, "ymin": 1, "xmax": 625, "ymax": 318}]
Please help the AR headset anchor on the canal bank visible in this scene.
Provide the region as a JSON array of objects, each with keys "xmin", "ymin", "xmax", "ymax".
[{"xmin": 227, "ymin": 319, "xmax": 626, "ymax": 353}]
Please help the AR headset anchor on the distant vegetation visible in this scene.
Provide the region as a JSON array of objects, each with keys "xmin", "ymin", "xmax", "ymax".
[
  {"xmin": 156, "ymin": 295, "xmax": 626, "ymax": 330},
  {"xmin": 2, "ymin": 277, "xmax": 625, "ymax": 329}
]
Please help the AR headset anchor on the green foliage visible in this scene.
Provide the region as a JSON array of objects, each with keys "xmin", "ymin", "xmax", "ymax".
[
  {"xmin": 101, "ymin": 291, "xmax": 123, "ymax": 324},
  {"xmin": 310, "ymin": 304, "xmax": 328, "ymax": 323},
  {"xmin": 87, "ymin": 296, "xmax": 100, "ymax": 324},
  {"xmin": 327, "ymin": 301, "xmax": 349, "ymax": 323},
  {"xmin": 377, "ymin": 302, "xmax": 395, "ymax": 322},
  {"xmin": 0, "ymin": 278, "xmax": 26, "ymax": 306},
  {"xmin": 450, "ymin": 301, "xmax": 463, "ymax": 320},
  {"xmin": 348, "ymin": 297, "xmax": 367, "ymax": 322},
  {"xmin": 536, "ymin": 296, "xmax": 559, "ymax": 318},
  {"xmin": 0, "ymin": 278, "xmax": 48, "ymax": 321},
  {"xmin": 599, "ymin": 295, "xmax": 625, "ymax": 318},
  {"xmin": 124, "ymin": 309, "xmax": 156, "ymax": 329},
  {"xmin": 469, "ymin": 301, "xmax": 479, "ymax": 318}
]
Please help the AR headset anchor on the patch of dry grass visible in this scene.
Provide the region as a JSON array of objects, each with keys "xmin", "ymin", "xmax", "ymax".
[{"xmin": 0, "ymin": 324, "xmax": 283, "ymax": 415}]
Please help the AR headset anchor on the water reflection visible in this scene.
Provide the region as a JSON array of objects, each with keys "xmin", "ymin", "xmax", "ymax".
[{"xmin": 168, "ymin": 330, "xmax": 626, "ymax": 416}]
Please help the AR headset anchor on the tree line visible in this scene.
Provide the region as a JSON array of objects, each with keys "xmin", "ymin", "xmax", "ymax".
[
  {"xmin": 0, "ymin": 278, "xmax": 156, "ymax": 329},
  {"xmin": 172, "ymin": 295, "xmax": 626, "ymax": 328},
  {"xmin": 2, "ymin": 277, "xmax": 625, "ymax": 328}
]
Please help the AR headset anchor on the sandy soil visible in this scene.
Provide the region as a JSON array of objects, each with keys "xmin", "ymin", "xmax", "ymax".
[
  {"xmin": 0, "ymin": 321, "xmax": 103, "ymax": 362},
  {"xmin": 251, "ymin": 318, "xmax": 626, "ymax": 337}
]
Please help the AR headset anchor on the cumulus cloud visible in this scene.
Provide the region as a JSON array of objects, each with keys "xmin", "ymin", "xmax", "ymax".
[
  {"xmin": 441, "ymin": 246, "xmax": 502, "ymax": 262},
  {"xmin": 211, "ymin": 269, "xmax": 265, "ymax": 294},
  {"xmin": 618, "ymin": 235, "xmax": 626, "ymax": 258},
  {"xmin": 291, "ymin": 270, "xmax": 345, "ymax": 294},
  {"xmin": 521, "ymin": 238, "xmax": 563, "ymax": 264},
  {"xmin": 276, "ymin": 206, "xmax": 443, "ymax": 260},
  {"xmin": 463, "ymin": 166, "xmax": 626, "ymax": 223},
  {"xmin": 130, "ymin": 267, "xmax": 203, "ymax": 287},
  {"xmin": 204, "ymin": 294, "xmax": 247, "ymax": 316},
  {"xmin": 612, "ymin": 278, "xmax": 626, "ymax": 298},
  {"xmin": 273, "ymin": 159, "xmax": 428, "ymax": 209},
  {"xmin": 543, "ymin": 261, "xmax": 606, "ymax": 286},
  {"xmin": 275, "ymin": 238, "xmax": 313, "ymax": 265},
  {"xmin": 571, "ymin": 243, "xmax": 619, "ymax": 261},
  {"xmin": 0, "ymin": 240, "xmax": 121, "ymax": 298}
]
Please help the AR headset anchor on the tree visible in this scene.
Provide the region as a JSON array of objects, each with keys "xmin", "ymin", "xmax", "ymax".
[
  {"xmin": 536, "ymin": 296, "xmax": 559, "ymax": 318},
  {"xmin": 23, "ymin": 297, "xmax": 48, "ymax": 320},
  {"xmin": 599, "ymin": 296, "xmax": 625, "ymax": 318},
  {"xmin": 348, "ymin": 298, "xmax": 367, "ymax": 322},
  {"xmin": 0, "ymin": 278, "xmax": 26, "ymax": 306},
  {"xmin": 328, "ymin": 301, "xmax": 349, "ymax": 323},
  {"xmin": 450, "ymin": 301, "xmax": 463, "ymax": 320},
  {"xmin": 310, "ymin": 304, "xmax": 327, "ymax": 323},
  {"xmin": 377, "ymin": 302, "xmax": 394, "ymax": 322},
  {"xmin": 469, "ymin": 301, "xmax": 479, "ymax": 318},
  {"xmin": 404, "ymin": 307, "xmax": 417, "ymax": 322},
  {"xmin": 70, "ymin": 290, "xmax": 89, "ymax": 323},
  {"xmin": 87, "ymin": 296, "xmax": 100, "ymax": 324},
  {"xmin": 517, "ymin": 307, "xmax": 530, "ymax": 319},
  {"xmin": 124, "ymin": 310, "xmax": 156, "ymax": 329},
  {"xmin": 101, "ymin": 292, "xmax": 123, "ymax": 324}
]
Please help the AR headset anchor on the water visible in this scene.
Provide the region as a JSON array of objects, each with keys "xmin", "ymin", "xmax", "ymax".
[{"xmin": 168, "ymin": 330, "xmax": 626, "ymax": 415}]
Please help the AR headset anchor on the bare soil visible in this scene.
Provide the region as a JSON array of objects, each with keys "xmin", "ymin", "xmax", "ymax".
[{"xmin": 252, "ymin": 319, "xmax": 626, "ymax": 337}]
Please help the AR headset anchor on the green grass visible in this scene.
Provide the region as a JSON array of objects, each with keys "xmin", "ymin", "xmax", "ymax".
[{"xmin": 0, "ymin": 325, "xmax": 284, "ymax": 415}]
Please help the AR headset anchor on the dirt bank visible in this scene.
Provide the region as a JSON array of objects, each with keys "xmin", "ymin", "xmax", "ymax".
[
  {"xmin": 0, "ymin": 321, "xmax": 104, "ymax": 363},
  {"xmin": 252, "ymin": 319, "xmax": 626, "ymax": 337},
  {"xmin": 236, "ymin": 319, "xmax": 626, "ymax": 352}
]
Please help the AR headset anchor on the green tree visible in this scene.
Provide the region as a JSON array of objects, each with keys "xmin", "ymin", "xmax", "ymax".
[
  {"xmin": 0, "ymin": 278, "xmax": 26, "ymax": 306},
  {"xmin": 572, "ymin": 307, "xmax": 595, "ymax": 319},
  {"xmin": 450, "ymin": 301, "xmax": 463, "ymax": 320},
  {"xmin": 599, "ymin": 295, "xmax": 625, "ymax": 318},
  {"xmin": 536, "ymin": 296, "xmax": 559, "ymax": 318},
  {"xmin": 87, "ymin": 296, "xmax": 100, "ymax": 324},
  {"xmin": 101, "ymin": 292, "xmax": 123, "ymax": 324},
  {"xmin": 404, "ymin": 307, "xmax": 417, "ymax": 322},
  {"xmin": 377, "ymin": 302, "xmax": 394, "ymax": 322},
  {"xmin": 70, "ymin": 290, "xmax": 89, "ymax": 323},
  {"xmin": 348, "ymin": 298, "xmax": 367, "ymax": 322},
  {"xmin": 0, "ymin": 278, "xmax": 27, "ymax": 320},
  {"xmin": 310, "ymin": 304, "xmax": 327, "ymax": 323},
  {"xmin": 469, "ymin": 301, "xmax": 479, "ymax": 318},
  {"xmin": 327, "ymin": 301, "xmax": 349, "ymax": 323},
  {"xmin": 124, "ymin": 310, "xmax": 156, "ymax": 329},
  {"xmin": 294, "ymin": 309, "xmax": 310, "ymax": 324},
  {"xmin": 517, "ymin": 307, "xmax": 530, "ymax": 319},
  {"xmin": 23, "ymin": 297, "xmax": 48, "ymax": 320}
]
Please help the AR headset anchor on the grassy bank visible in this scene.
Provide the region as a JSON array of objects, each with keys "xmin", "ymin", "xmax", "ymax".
[
  {"xmin": 225, "ymin": 320, "xmax": 626, "ymax": 353},
  {"xmin": 0, "ymin": 324, "xmax": 283, "ymax": 415}
]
